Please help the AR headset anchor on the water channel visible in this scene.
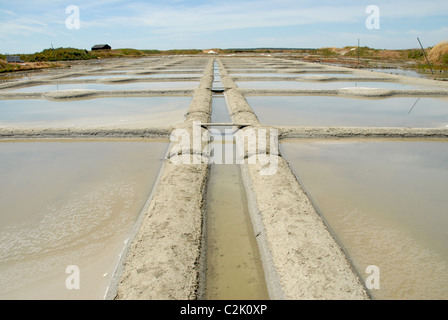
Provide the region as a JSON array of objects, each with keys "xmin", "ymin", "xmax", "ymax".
[{"xmin": 204, "ymin": 64, "xmax": 269, "ymax": 299}]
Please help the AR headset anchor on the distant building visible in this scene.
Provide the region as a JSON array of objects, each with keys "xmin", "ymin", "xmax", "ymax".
[
  {"xmin": 91, "ymin": 44, "xmax": 111, "ymax": 51},
  {"xmin": 6, "ymin": 56, "xmax": 24, "ymax": 63}
]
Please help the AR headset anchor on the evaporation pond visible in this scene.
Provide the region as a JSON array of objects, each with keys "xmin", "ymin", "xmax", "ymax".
[
  {"xmin": 236, "ymin": 80, "xmax": 431, "ymax": 90},
  {"xmin": 280, "ymin": 140, "xmax": 448, "ymax": 299},
  {"xmin": 0, "ymin": 97, "xmax": 191, "ymax": 128},
  {"xmin": 246, "ymin": 96, "xmax": 448, "ymax": 128},
  {"xmin": 8, "ymin": 81, "xmax": 198, "ymax": 92},
  {"xmin": 0, "ymin": 140, "xmax": 168, "ymax": 299},
  {"xmin": 232, "ymin": 73, "xmax": 355, "ymax": 78},
  {"xmin": 64, "ymin": 74, "xmax": 202, "ymax": 80}
]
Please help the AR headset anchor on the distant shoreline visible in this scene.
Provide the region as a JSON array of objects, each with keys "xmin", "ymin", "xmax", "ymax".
[{"xmin": 1, "ymin": 45, "xmax": 447, "ymax": 79}]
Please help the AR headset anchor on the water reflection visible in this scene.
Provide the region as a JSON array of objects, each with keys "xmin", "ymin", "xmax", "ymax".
[
  {"xmin": 280, "ymin": 140, "xmax": 448, "ymax": 299},
  {"xmin": 0, "ymin": 140, "xmax": 168, "ymax": 299},
  {"xmin": 0, "ymin": 97, "xmax": 191, "ymax": 128},
  {"xmin": 7, "ymin": 81, "xmax": 199, "ymax": 92},
  {"xmin": 247, "ymin": 96, "xmax": 448, "ymax": 128},
  {"xmin": 237, "ymin": 81, "xmax": 430, "ymax": 90}
]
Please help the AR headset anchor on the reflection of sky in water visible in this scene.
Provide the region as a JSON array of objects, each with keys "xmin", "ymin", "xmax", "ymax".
[
  {"xmin": 280, "ymin": 140, "xmax": 448, "ymax": 299},
  {"xmin": 153, "ymin": 69, "xmax": 205, "ymax": 72},
  {"xmin": 247, "ymin": 96, "xmax": 448, "ymax": 128},
  {"xmin": 211, "ymin": 96, "xmax": 231, "ymax": 123},
  {"xmin": 8, "ymin": 81, "xmax": 199, "ymax": 92},
  {"xmin": 0, "ymin": 141, "xmax": 167, "ymax": 299},
  {"xmin": 368, "ymin": 68, "xmax": 448, "ymax": 80},
  {"xmin": 232, "ymin": 73, "xmax": 356, "ymax": 77},
  {"xmin": 228, "ymin": 69, "xmax": 277, "ymax": 73},
  {"xmin": 0, "ymin": 97, "xmax": 191, "ymax": 128},
  {"xmin": 237, "ymin": 80, "xmax": 432, "ymax": 90},
  {"xmin": 64, "ymin": 74, "xmax": 202, "ymax": 80}
]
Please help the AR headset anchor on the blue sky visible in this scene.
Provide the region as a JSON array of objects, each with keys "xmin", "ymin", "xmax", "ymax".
[{"xmin": 1, "ymin": 0, "xmax": 447, "ymax": 54}]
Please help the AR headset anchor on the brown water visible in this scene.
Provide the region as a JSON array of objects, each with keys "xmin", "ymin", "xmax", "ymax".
[
  {"xmin": 0, "ymin": 140, "xmax": 168, "ymax": 299},
  {"xmin": 204, "ymin": 94, "xmax": 269, "ymax": 300},
  {"xmin": 280, "ymin": 139, "xmax": 448, "ymax": 300},
  {"xmin": 205, "ymin": 163, "xmax": 269, "ymax": 300}
]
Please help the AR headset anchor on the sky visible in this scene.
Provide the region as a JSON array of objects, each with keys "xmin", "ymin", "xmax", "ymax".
[{"xmin": 1, "ymin": 0, "xmax": 447, "ymax": 54}]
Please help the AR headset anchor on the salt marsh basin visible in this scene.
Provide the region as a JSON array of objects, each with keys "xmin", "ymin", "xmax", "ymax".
[
  {"xmin": 280, "ymin": 139, "xmax": 448, "ymax": 300},
  {"xmin": 0, "ymin": 140, "xmax": 168, "ymax": 299},
  {"xmin": 1, "ymin": 55, "xmax": 448, "ymax": 300},
  {"xmin": 0, "ymin": 97, "xmax": 191, "ymax": 129},
  {"xmin": 247, "ymin": 96, "xmax": 448, "ymax": 128}
]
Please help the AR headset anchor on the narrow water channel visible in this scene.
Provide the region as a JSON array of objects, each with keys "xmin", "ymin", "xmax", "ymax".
[
  {"xmin": 212, "ymin": 62, "xmax": 223, "ymax": 89},
  {"xmin": 204, "ymin": 88, "xmax": 269, "ymax": 300}
]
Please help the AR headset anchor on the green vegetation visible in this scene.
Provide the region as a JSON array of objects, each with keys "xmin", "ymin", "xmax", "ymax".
[
  {"xmin": 0, "ymin": 47, "xmax": 205, "ymax": 73},
  {"xmin": 2, "ymin": 45, "xmax": 447, "ymax": 74},
  {"xmin": 343, "ymin": 46, "xmax": 380, "ymax": 58},
  {"xmin": 22, "ymin": 47, "xmax": 97, "ymax": 62},
  {"xmin": 407, "ymin": 49, "xmax": 424, "ymax": 60},
  {"xmin": 164, "ymin": 49, "xmax": 202, "ymax": 55},
  {"xmin": 142, "ymin": 49, "xmax": 162, "ymax": 54},
  {"xmin": 221, "ymin": 49, "xmax": 257, "ymax": 54},
  {"xmin": 0, "ymin": 60, "xmax": 16, "ymax": 73},
  {"xmin": 311, "ymin": 48, "xmax": 339, "ymax": 57},
  {"xmin": 442, "ymin": 53, "xmax": 448, "ymax": 65},
  {"xmin": 92, "ymin": 48, "xmax": 202, "ymax": 58},
  {"xmin": 0, "ymin": 60, "xmax": 61, "ymax": 74}
]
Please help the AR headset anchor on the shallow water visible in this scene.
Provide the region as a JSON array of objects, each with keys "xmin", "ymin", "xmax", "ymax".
[
  {"xmin": 152, "ymin": 68, "xmax": 205, "ymax": 72},
  {"xmin": 280, "ymin": 140, "xmax": 448, "ymax": 299},
  {"xmin": 236, "ymin": 80, "xmax": 432, "ymax": 90},
  {"xmin": 246, "ymin": 96, "xmax": 448, "ymax": 128},
  {"xmin": 232, "ymin": 73, "xmax": 356, "ymax": 78},
  {"xmin": 211, "ymin": 96, "xmax": 231, "ymax": 124},
  {"xmin": 0, "ymin": 97, "xmax": 191, "ymax": 128},
  {"xmin": 7, "ymin": 81, "xmax": 199, "ymax": 92},
  {"xmin": 205, "ymin": 92, "xmax": 269, "ymax": 300},
  {"xmin": 205, "ymin": 163, "xmax": 269, "ymax": 300},
  {"xmin": 368, "ymin": 68, "xmax": 448, "ymax": 80},
  {"xmin": 0, "ymin": 140, "xmax": 168, "ymax": 299},
  {"xmin": 227, "ymin": 69, "xmax": 277, "ymax": 73},
  {"xmin": 65, "ymin": 74, "xmax": 202, "ymax": 80}
]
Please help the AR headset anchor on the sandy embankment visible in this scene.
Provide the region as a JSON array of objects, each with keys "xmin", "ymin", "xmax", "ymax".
[
  {"xmin": 108, "ymin": 59, "xmax": 214, "ymax": 299},
  {"xmin": 217, "ymin": 59, "xmax": 370, "ymax": 299}
]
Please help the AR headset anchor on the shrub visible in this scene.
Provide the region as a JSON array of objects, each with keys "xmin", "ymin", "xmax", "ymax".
[
  {"xmin": 407, "ymin": 49, "xmax": 424, "ymax": 60},
  {"xmin": 441, "ymin": 53, "xmax": 448, "ymax": 65},
  {"xmin": 312, "ymin": 48, "xmax": 338, "ymax": 57},
  {"xmin": 23, "ymin": 48, "xmax": 97, "ymax": 62}
]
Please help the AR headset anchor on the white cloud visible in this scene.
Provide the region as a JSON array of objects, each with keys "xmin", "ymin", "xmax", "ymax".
[
  {"xmin": 0, "ymin": 8, "xmax": 16, "ymax": 16},
  {"xmin": 1, "ymin": 0, "xmax": 448, "ymax": 52},
  {"xmin": 75, "ymin": 1, "xmax": 365, "ymax": 35}
]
